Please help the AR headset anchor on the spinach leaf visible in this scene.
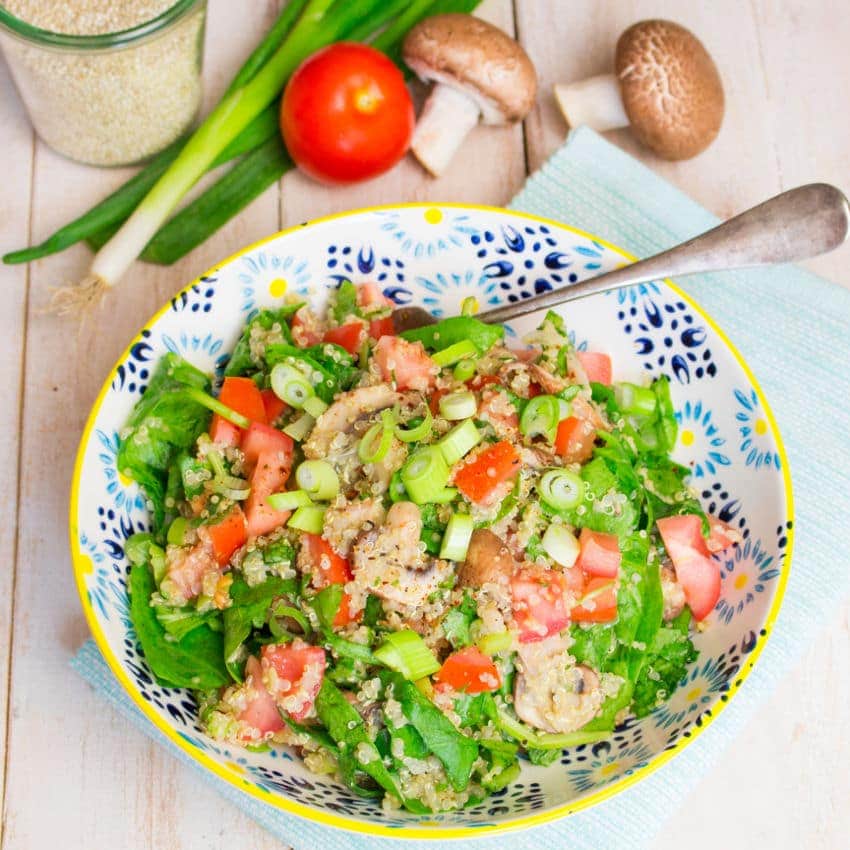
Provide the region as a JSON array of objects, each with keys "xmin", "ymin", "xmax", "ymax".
[
  {"xmin": 363, "ymin": 594, "xmax": 384, "ymax": 628},
  {"xmin": 632, "ymin": 610, "xmax": 697, "ymax": 717},
  {"xmin": 313, "ymin": 584, "xmax": 344, "ymax": 630},
  {"xmin": 396, "ymin": 676, "xmax": 479, "ymax": 792},
  {"xmin": 128, "ymin": 564, "xmax": 228, "ymax": 689},
  {"xmin": 117, "ymin": 354, "xmax": 212, "ymax": 533},
  {"xmin": 223, "ymin": 575, "xmax": 297, "ymax": 680},
  {"xmin": 400, "ymin": 316, "xmax": 504, "ymax": 354},
  {"xmin": 154, "ymin": 604, "xmax": 221, "ymax": 642},
  {"xmin": 569, "ymin": 622, "xmax": 618, "ymax": 672},
  {"xmin": 526, "ymin": 747, "xmax": 559, "ymax": 766},
  {"xmin": 558, "ymin": 456, "xmax": 638, "ymax": 539},
  {"xmin": 453, "ymin": 691, "xmax": 497, "ymax": 729},
  {"xmin": 441, "ymin": 591, "xmax": 477, "ymax": 649},
  {"xmin": 265, "ymin": 343, "xmax": 359, "ymax": 403},
  {"xmin": 331, "ymin": 279, "xmax": 358, "ymax": 324},
  {"xmin": 224, "ymin": 305, "xmax": 301, "ymax": 377}
]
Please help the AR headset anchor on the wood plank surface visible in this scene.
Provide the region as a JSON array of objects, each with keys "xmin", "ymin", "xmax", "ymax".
[{"xmin": 0, "ymin": 1, "xmax": 847, "ymax": 848}]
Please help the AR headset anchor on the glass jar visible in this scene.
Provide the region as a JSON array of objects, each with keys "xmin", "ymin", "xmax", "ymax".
[{"xmin": 0, "ymin": 0, "xmax": 207, "ymax": 166}]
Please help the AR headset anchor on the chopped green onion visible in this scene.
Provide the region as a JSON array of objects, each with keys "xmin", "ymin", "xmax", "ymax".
[
  {"xmin": 183, "ymin": 386, "xmax": 251, "ymax": 429},
  {"xmin": 439, "ymin": 390, "xmax": 477, "ymax": 421},
  {"xmin": 520, "ymin": 394, "xmax": 561, "ymax": 443},
  {"xmin": 495, "ymin": 706, "xmax": 611, "ymax": 749},
  {"xmin": 437, "ymin": 419, "xmax": 482, "ymax": 466},
  {"xmin": 453, "ymin": 359, "xmax": 476, "ymax": 382},
  {"xmin": 215, "ymin": 484, "xmax": 251, "ymax": 501},
  {"xmin": 614, "ymin": 382, "xmax": 657, "ymax": 416},
  {"xmin": 394, "ymin": 407, "xmax": 433, "ymax": 443},
  {"xmin": 432, "ymin": 339, "xmax": 479, "ymax": 367},
  {"xmin": 374, "ymin": 629, "xmax": 440, "ymax": 680},
  {"xmin": 287, "ymin": 505, "xmax": 326, "ymax": 534},
  {"xmin": 267, "ymin": 489, "xmax": 314, "ymax": 511},
  {"xmin": 388, "ymin": 469, "xmax": 408, "ymax": 503},
  {"xmin": 541, "ymin": 523, "xmax": 580, "ymax": 568},
  {"xmin": 401, "ymin": 446, "xmax": 450, "ymax": 504},
  {"xmin": 460, "ymin": 297, "xmax": 478, "ymax": 317},
  {"xmin": 166, "ymin": 517, "xmax": 188, "ymax": 546},
  {"xmin": 271, "ymin": 363, "xmax": 315, "ymax": 408},
  {"xmin": 303, "ymin": 396, "xmax": 328, "ymax": 418},
  {"xmin": 358, "ymin": 409, "xmax": 396, "ymax": 463},
  {"xmin": 439, "ymin": 513, "xmax": 474, "ymax": 561},
  {"xmin": 430, "ymin": 487, "xmax": 459, "ymax": 504},
  {"xmin": 538, "ymin": 469, "xmax": 584, "ymax": 510},
  {"xmin": 295, "ymin": 460, "xmax": 339, "ymax": 501},
  {"xmin": 283, "ymin": 411, "xmax": 315, "ymax": 442},
  {"xmin": 477, "ymin": 631, "xmax": 512, "ymax": 655},
  {"xmin": 557, "ymin": 397, "xmax": 572, "ymax": 419}
]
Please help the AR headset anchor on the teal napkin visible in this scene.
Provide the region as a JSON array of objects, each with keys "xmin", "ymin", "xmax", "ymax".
[{"xmin": 72, "ymin": 127, "xmax": 850, "ymax": 849}]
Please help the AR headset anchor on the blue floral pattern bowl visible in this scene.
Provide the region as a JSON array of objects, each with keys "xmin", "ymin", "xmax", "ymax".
[{"xmin": 70, "ymin": 204, "xmax": 792, "ymax": 839}]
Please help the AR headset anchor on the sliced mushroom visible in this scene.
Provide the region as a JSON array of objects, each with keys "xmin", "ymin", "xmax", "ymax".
[
  {"xmin": 457, "ymin": 528, "xmax": 518, "ymax": 590},
  {"xmin": 350, "ymin": 502, "xmax": 452, "ymax": 614},
  {"xmin": 554, "ymin": 19, "xmax": 724, "ymax": 160},
  {"xmin": 513, "ymin": 636, "xmax": 604, "ymax": 734},
  {"xmin": 402, "ymin": 14, "xmax": 537, "ymax": 176}
]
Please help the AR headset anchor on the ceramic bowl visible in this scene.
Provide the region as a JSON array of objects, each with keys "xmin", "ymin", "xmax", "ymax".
[{"xmin": 70, "ymin": 204, "xmax": 792, "ymax": 838}]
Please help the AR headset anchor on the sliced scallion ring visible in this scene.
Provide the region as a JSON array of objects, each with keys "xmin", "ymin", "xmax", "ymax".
[
  {"xmin": 267, "ymin": 489, "xmax": 314, "ymax": 511},
  {"xmin": 429, "ymin": 486, "xmax": 458, "ymax": 504},
  {"xmin": 437, "ymin": 419, "xmax": 482, "ymax": 466},
  {"xmin": 439, "ymin": 512, "xmax": 474, "ymax": 561},
  {"xmin": 538, "ymin": 468, "xmax": 584, "ymax": 510},
  {"xmin": 373, "ymin": 629, "xmax": 440, "ymax": 680},
  {"xmin": 270, "ymin": 362, "xmax": 315, "ymax": 408},
  {"xmin": 295, "ymin": 460, "xmax": 339, "ymax": 501},
  {"xmin": 287, "ymin": 505, "xmax": 326, "ymax": 534},
  {"xmin": 394, "ymin": 406, "xmax": 433, "ymax": 443},
  {"xmin": 541, "ymin": 523, "xmax": 580, "ymax": 568},
  {"xmin": 401, "ymin": 446, "xmax": 450, "ymax": 504},
  {"xmin": 520, "ymin": 394, "xmax": 561, "ymax": 443},
  {"xmin": 432, "ymin": 339, "xmax": 479, "ymax": 367},
  {"xmin": 388, "ymin": 469, "xmax": 408, "ymax": 503},
  {"xmin": 477, "ymin": 630, "xmax": 512, "ymax": 655},
  {"xmin": 453, "ymin": 359, "xmax": 476, "ymax": 382},
  {"xmin": 283, "ymin": 411, "xmax": 314, "ymax": 442},
  {"xmin": 439, "ymin": 390, "xmax": 477, "ymax": 421},
  {"xmin": 614, "ymin": 382, "xmax": 657, "ymax": 416},
  {"xmin": 303, "ymin": 395, "xmax": 328, "ymax": 418},
  {"xmin": 460, "ymin": 296, "xmax": 478, "ymax": 317},
  {"xmin": 166, "ymin": 517, "xmax": 188, "ymax": 547},
  {"xmin": 358, "ymin": 408, "xmax": 396, "ymax": 464}
]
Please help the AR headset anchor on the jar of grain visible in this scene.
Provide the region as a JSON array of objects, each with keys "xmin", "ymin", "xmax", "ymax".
[{"xmin": 0, "ymin": 0, "xmax": 207, "ymax": 166}]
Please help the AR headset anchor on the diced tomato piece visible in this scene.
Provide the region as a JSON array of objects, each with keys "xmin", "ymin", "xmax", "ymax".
[
  {"xmin": 238, "ymin": 655, "xmax": 285, "ymax": 738},
  {"xmin": 261, "ymin": 641, "xmax": 326, "ymax": 722},
  {"xmin": 562, "ymin": 563, "xmax": 587, "ymax": 595},
  {"xmin": 455, "ymin": 441, "xmax": 521, "ymax": 505},
  {"xmin": 570, "ymin": 576, "xmax": 618, "ymax": 623},
  {"xmin": 357, "ymin": 282, "xmax": 393, "ymax": 307},
  {"xmin": 428, "ymin": 388, "xmax": 446, "ymax": 417},
  {"xmin": 577, "ymin": 528, "xmax": 621, "ymax": 578},
  {"xmin": 373, "ymin": 335, "xmax": 436, "ymax": 391},
  {"xmin": 656, "ymin": 514, "xmax": 722, "ymax": 621},
  {"xmin": 368, "ymin": 315, "xmax": 395, "ymax": 340},
  {"xmin": 205, "ymin": 505, "xmax": 248, "ymax": 566},
  {"xmin": 241, "ymin": 422, "xmax": 294, "ymax": 473},
  {"xmin": 219, "ymin": 377, "xmax": 267, "ymax": 427},
  {"xmin": 300, "ymin": 533, "xmax": 359, "ymax": 626},
  {"xmin": 554, "ymin": 415, "xmax": 598, "ymax": 464},
  {"xmin": 706, "ymin": 517, "xmax": 740, "ymax": 553},
  {"xmin": 261, "ymin": 388, "xmax": 287, "ymax": 424},
  {"xmin": 577, "ymin": 351, "xmax": 612, "ymax": 385},
  {"xmin": 527, "ymin": 382, "xmax": 542, "ymax": 399},
  {"xmin": 434, "ymin": 647, "xmax": 501, "ymax": 694},
  {"xmin": 209, "ymin": 414, "xmax": 241, "ymax": 447},
  {"xmin": 244, "ymin": 449, "xmax": 294, "ymax": 537},
  {"xmin": 510, "ymin": 567, "xmax": 571, "ymax": 643},
  {"xmin": 324, "ymin": 321, "xmax": 366, "ymax": 355},
  {"xmin": 291, "ymin": 308, "xmax": 323, "ymax": 348}
]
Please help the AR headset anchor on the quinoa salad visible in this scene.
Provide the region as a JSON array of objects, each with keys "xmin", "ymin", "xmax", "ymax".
[{"xmin": 120, "ymin": 281, "xmax": 740, "ymax": 813}]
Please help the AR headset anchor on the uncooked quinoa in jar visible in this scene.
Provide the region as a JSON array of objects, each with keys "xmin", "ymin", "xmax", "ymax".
[{"xmin": 0, "ymin": 0, "xmax": 207, "ymax": 166}]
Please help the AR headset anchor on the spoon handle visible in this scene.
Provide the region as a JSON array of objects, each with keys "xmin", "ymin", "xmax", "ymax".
[{"xmin": 478, "ymin": 183, "xmax": 850, "ymax": 325}]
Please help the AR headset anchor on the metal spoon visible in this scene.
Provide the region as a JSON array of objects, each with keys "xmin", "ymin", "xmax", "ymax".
[{"xmin": 391, "ymin": 183, "xmax": 850, "ymax": 332}]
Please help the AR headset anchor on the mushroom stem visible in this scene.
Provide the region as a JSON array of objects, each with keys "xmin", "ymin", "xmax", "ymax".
[
  {"xmin": 410, "ymin": 83, "xmax": 481, "ymax": 177},
  {"xmin": 554, "ymin": 74, "xmax": 629, "ymax": 132}
]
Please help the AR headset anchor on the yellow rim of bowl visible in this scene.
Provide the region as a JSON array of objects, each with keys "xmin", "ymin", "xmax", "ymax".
[{"xmin": 69, "ymin": 202, "xmax": 794, "ymax": 839}]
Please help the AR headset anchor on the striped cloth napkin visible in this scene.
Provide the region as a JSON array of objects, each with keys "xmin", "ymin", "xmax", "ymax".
[{"xmin": 73, "ymin": 126, "xmax": 850, "ymax": 849}]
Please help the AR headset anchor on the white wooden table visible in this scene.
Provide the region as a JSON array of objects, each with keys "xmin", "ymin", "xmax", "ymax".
[{"xmin": 2, "ymin": 2, "xmax": 848, "ymax": 847}]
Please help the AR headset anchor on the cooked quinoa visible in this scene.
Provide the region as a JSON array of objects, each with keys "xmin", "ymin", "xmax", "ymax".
[{"xmin": 120, "ymin": 280, "xmax": 733, "ymax": 812}]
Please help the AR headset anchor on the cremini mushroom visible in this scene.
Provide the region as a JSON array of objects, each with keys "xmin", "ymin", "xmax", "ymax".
[
  {"xmin": 402, "ymin": 13, "xmax": 537, "ymax": 176},
  {"xmin": 554, "ymin": 19, "xmax": 724, "ymax": 160}
]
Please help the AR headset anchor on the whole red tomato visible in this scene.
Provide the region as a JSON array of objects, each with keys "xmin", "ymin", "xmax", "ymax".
[{"xmin": 281, "ymin": 43, "xmax": 414, "ymax": 184}]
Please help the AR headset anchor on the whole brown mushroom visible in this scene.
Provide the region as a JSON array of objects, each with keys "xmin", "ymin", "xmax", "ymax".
[
  {"xmin": 402, "ymin": 14, "xmax": 537, "ymax": 176},
  {"xmin": 554, "ymin": 19, "xmax": 724, "ymax": 160}
]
